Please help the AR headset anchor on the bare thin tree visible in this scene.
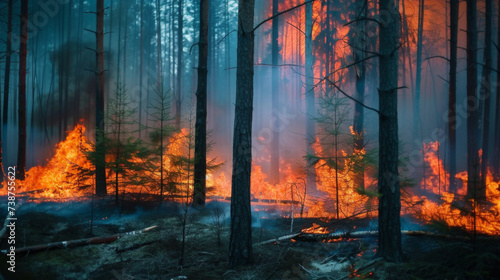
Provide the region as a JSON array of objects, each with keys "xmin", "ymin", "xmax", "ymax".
[
  {"xmin": 229, "ymin": 0, "xmax": 255, "ymax": 267},
  {"xmin": 95, "ymin": 0, "xmax": 107, "ymax": 196},
  {"xmin": 466, "ymin": 0, "xmax": 481, "ymax": 199},
  {"xmin": 377, "ymin": 0, "xmax": 402, "ymax": 262},
  {"xmin": 193, "ymin": 0, "xmax": 209, "ymax": 208},
  {"xmin": 17, "ymin": 0, "xmax": 28, "ymax": 180}
]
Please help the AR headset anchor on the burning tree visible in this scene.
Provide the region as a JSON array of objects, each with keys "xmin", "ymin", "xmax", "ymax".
[{"xmin": 313, "ymin": 91, "xmax": 376, "ymax": 219}]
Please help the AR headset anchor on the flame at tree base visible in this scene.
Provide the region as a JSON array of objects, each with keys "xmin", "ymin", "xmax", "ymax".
[
  {"xmin": 403, "ymin": 142, "xmax": 500, "ymax": 235},
  {"xmin": 1, "ymin": 124, "xmax": 94, "ymax": 199},
  {"xmin": 2, "ymin": 126, "xmax": 500, "ymax": 236}
]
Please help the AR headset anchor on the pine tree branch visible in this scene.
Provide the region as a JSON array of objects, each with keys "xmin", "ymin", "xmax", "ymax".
[
  {"xmin": 325, "ymin": 78, "xmax": 380, "ymax": 115},
  {"xmin": 287, "ymin": 21, "xmax": 305, "ymax": 35},
  {"xmin": 252, "ymin": 0, "xmax": 317, "ymax": 33}
]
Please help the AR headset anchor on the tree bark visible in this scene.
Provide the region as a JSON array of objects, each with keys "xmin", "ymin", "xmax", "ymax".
[
  {"xmin": 305, "ymin": 0, "xmax": 316, "ymax": 191},
  {"xmin": 479, "ymin": 0, "xmax": 492, "ymax": 195},
  {"xmin": 229, "ymin": 0, "xmax": 255, "ymax": 267},
  {"xmin": 3, "ymin": 0, "xmax": 13, "ymax": 126},
  {"xmin": 193, "ymin": 0, "xmax": 209, "ymax": 208},
  {"xmin": 269, "ymin": 0, "xmax": 280, "ymax": 185},
  {"xmin": 448, "ymin": 0, "xmax": 458, "ymax": 192},
  {"xmin": 377, "ymin": 0, "xmax": 402, "ymax": 263},
  {"xmin": 466, "ymin": 0, "xmax": 482, "ymax": 198},
  {"xmin": 17, "ymin": 0, "xmax": 28, "ymax": 180},
  {"xmin": 494, "ymin": 1, "xmax": 500, "ymax": 181},
  {"xmin": 95, "ymin": 0, "xmax": 107, "ymax": 196}
]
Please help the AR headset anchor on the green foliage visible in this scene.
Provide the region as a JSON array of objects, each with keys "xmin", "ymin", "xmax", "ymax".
[
  {"xmin": 314, "ymin": 90, "xmax": 377, "ymax": 188},
  {"xmin": 105, "ymin": 83, "xmax": 149, "ymax": 198}
]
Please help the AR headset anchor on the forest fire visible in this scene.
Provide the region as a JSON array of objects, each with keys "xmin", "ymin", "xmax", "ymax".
[
  {"xmin": 302, "ymin": 223, "xmax": 329, "ymax": 234},
  {"xmin": 403, "ymin": 142, "xmax": 500, "ymax": 235},
  {"xmin": 2, "ymin": 0, "xmax": 500, "ymax": 277},
  {"xmin": 5, "ymin": 125, "xmax": 500, "ymax": 237},
  {"xmin": 0, "ymin": 124, "xmax": 94, "ymax": 200}
]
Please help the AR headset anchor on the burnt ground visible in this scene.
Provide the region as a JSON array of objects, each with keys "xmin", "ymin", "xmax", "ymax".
[{"xmin": 0, "ymin": 198, "xmax": 499, "ymax": 280}]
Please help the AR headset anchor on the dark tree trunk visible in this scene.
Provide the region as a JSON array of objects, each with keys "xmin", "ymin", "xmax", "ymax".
[
  {"xmin": 17, "ymin": 0, "xmax": 28, "ymax": 180},
  {"xmin": 229, "ymin": 0, "xmax": 254, "ymax": 267},
  {"xmin": 448, "ymin": 0, "xmax": 458, "ymax": 192},
  {"xmin": 269, "ymin": 0, "xmax": 280, "ymax": 185},
  {"xmin": 466, "ymin": 0, "xmax": 481, "ymax": 198},
  {"xmin": 377, "ymin": 0, "xmax": 402, "ymax": 263},
  {"xmin": 494, "ymin": 2, "xmax": 500, "ymax": 181},
  {"xmin": 95, "ymin": 0, "xmax": 107, "ymax": 196},
  {"xmin": 305, "ymin": 0, "xmax": 316, "ymax": 191},
  {"xmin": 175, "ymin": 0, "xmax": 183, "ymax": 128},
  {"xmin": 353, "ymin": 0, "xmax": 367, "ymax": 191},
  {"xmin": 193, "ymin": 0, "xmax": 209, "ymax": 208},
  {"xmin": 0, "ymin": 62, "xmax": 2, "ymax": 181},
  {"xmin": 3, "ymin": 0, "xmax": 13, "ymax": 126},
  {"xmin": 479, "ymin": 0, "xmax": 492, "ymax": 195}
]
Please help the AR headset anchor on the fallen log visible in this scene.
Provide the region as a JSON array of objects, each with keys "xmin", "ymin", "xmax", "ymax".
[
  {"xmin": 296, "ymin": 230, "xmax": 378, "ymax": 242},
  {"xmin": 296, "ymin": 230, "xmax": 500, "ymax": 242},
  {"xmin": 3, "ymin": 225, "xmax": 158, "ymax": 256},
  {"xmin": 254, "ymin": 232, "xmax": 302, "ymax": 246}
]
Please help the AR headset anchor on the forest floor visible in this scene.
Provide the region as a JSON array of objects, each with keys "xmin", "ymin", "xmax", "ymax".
[{"xmin": 0, "ymin": 198, "xmax": 499, "ymax": 280}]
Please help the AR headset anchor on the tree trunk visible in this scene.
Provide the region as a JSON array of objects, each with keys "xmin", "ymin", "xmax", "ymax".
[
  {"xmin": 156, "ymin": 0, "xmax": 163, "ymax": 93},
  {"xmin": 413, "ymin": 0, "xmax": 424, "ymax": 149},
  {"xmin": 3, "ymin": 0, "xmax": 13, "ymax": 126},
  {"xmin": 116, "ymin": 0, "xmax": 123, "ymax": 85},
  {"xmin": 229, "ymin": 0, "xmax": 254, "ymax": 267},
  {"xmin": 138, "ymin": 0, "xmax": 144, "ymax": 139},
  {"xmin": 269, "ymin": 0, "xmax": 280, "ymax": 185},
  {"xmin": 17, "ymin": 0, "xmax": 28, "ymax": 180},
  {"xmin": 479, "ymin": 0, "xmax": 492, "ymax": 194},
  {"xmin": 377, "ymin": 0, "xmax": 402, "ymax": 263},
  {"xmin": 193, "ymin": 0, "xmax": 209, "ymax": 208},
  {"xmin": 305, "ymin": 0, "xmax": 316, "ymax": 191},
  {"xmin": 175, "ymin": 0, "xmax": 184, "ymax": 128},
  {"xmin": 448, "ymin": 0, "xmax": 458, "ymax": 192},
  {"xmin": 123, "ymin": 1, "xmax": 129, "ymax": 83},
  {"xmin": 95, "ymin": 0, "xmax": 107, "ymax": 196},
  {"xmin": 353, "ymin": 0, "xmax": 367, "ymax": 191},
  {"xmin": 271, "ymin": 1, "xmax": 283, "ymax": 169},
  {"xmin": 494, "ymin": 2, "xmax": 500, "ymax": 181},
  {"xmin": 0, "ymin": 60, "xmax": 2, "ymax": 180},
  {"xmin": 466, "ymin": 0, "xmax": 482, "ymax": 198}
]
